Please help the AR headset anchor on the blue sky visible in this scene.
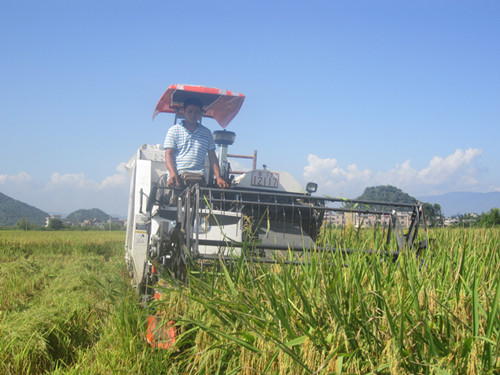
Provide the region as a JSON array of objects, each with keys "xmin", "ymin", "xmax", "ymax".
[{"xmin": 1, "ymin": 0, "xmax": 499, "ymax": 217}]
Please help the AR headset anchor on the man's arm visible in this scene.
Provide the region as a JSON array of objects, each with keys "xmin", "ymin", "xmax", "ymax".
[
  {"xmin": 208, "ymin": 150, "xmax": 229, "ymax": 189},
  {"xmin": 165, "ymin": 148, "xmax": 180, "ymax": 187}
]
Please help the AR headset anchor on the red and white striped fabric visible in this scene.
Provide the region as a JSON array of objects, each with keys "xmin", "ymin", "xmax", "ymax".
[{"xmin": 153, "ymin": 84, "xmax": 245, "ymax": 128}]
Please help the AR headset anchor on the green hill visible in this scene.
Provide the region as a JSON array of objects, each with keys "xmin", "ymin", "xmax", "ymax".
[
  {"xmin": 65, "ymin": 208, "xmax": 111, "ymax": 224},
  {"xmin": 0, "ymin": 192, "xmax": 49, "ymax": 227},
  {"xmin": 345, "ymin": 185, "xmax": 418, "ymax": 213},
  {"xmin": 353, "ymin": 185, "xmax": 443, "ymax": 226},
  {"xmin": 356, "ymin": 185, "xmax": 418, "ymax": 204}
]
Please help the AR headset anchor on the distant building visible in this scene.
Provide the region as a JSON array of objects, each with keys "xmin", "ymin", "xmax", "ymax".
[
  {"xmin": 324, "ymin": 211, "xmax": 413, "ymax": 229},
  {"xmin": 76, "ymin": 217, "xmax": 126, "ymax": 228},
  {"xmin": 45, "ymin": 215, "xmax": 62, "ymax": 227},
  {"xmin": 444, "ymin": 218, "xmax": 458, "ymax": 226},
  {"xmin": 443, "ymin": 213, "xmax": 478, "ymax": 227}
]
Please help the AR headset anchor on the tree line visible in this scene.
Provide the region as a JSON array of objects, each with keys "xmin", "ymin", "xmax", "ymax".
[
  {"xmin": 354, "ymin": 185, "xmax": 499, "ymax": 227},
  {"xmin": 449, "ymin": 208, "xmax": 500, "ymax": 227},
  {"xmin": 9, "ymin": 217, "xmax": 125, "ymax": 231}
]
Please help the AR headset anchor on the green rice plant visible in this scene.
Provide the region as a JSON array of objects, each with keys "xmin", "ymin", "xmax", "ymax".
[{"xmin": 146, "ymin": 227, "xmax": 499, "ymax": 374}]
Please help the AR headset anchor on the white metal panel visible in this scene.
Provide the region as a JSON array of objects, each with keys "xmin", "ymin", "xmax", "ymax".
[
  {"xmin": 130, "ymin": 159, "xmax": 152, "ymax": 285},
  {"xmin": 234, "ymin": 169, "xmax": 305, "ymax": 193},
  {"xmin": 195, "ymin": 209, "xmax": 243, "ymax": 256}
]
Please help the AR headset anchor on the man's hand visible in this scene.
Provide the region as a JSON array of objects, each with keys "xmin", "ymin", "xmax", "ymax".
[
  {"xmin": 216, "ymin": 176, "xmax": 229, "ymax": 189},
  {"xmin": 168, "ymin": 174, "xmax": 181, "ymax": 187},
  {"xmin": 209, "ymin": 150, "xmax": 229, "ymax": 189}
]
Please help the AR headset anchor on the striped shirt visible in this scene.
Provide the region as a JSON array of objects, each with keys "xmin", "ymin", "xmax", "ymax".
[{"xmin": 163, "ymin": 121, "xmax": 215, "ymax": 174}]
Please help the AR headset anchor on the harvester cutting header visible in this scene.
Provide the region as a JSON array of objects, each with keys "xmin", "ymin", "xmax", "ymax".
[{"xmin": 125, "ymin": 84, "xmax": 428, "ymax": 304}]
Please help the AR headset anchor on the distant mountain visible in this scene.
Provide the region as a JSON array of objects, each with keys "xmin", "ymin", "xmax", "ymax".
[
  {"xmin": 65, "ymin": 208, "xmax": 112, "ymax": 224},
  {"xmin": 0, "ymin": 192, "xmax": 49, "ymax": 226},
  {"xmin": 417, "ymin": 192, "xmax": 500, "ymax": 217}
]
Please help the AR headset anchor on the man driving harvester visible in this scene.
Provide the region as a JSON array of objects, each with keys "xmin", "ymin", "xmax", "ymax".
[{"xmin": 164, "ymin": 97, "xmax": 229, "ymax": 189}]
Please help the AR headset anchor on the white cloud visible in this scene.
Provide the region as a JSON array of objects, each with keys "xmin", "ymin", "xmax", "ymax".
[
  {"xmin": 0, "ymin": 163, "xmax": 130, "ymax": 216},
  {"xmin": 417, "ymin": 148, "xmax": 483, "ymax": 185},
  {"xmin": 116, "ymin": 161, "xmax": 129, "ymax": 174},
  {"xmin": 101, "ymin": 173, "xmax": 128, "ymax": 189},
  {"xmin": 101, "ymin": 163, "xmax": 130, "ymax": 188},
  {"xmin": 303, "ymin": 148, "xmax": 487, "ymax": 197},
  {"xmin": 0, "ymin": 171, "xmax": 33, "ymax": 185},
  {"xmin": 47, "ymin": 173, "xmax": 98, "ymax": 190},
  {"xmin": 304, "ymin": 155, "xmax": 373, "ymax": 190},
  {"xmin": 44, "ymin": 163, "xmax": 130, "ymax": 192}
]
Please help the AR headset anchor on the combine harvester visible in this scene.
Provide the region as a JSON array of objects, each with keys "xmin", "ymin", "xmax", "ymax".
[{"xmin": 124, "ymin": 84, "xmax": 428, "ymax": 348}]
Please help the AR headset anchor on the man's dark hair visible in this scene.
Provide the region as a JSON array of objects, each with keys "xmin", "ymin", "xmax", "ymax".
[{"xmin": 183, "ymin": 97, "xmax": 203, "ymax": 110}]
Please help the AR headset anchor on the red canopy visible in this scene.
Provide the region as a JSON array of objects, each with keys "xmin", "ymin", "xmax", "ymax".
[{"xmin": 153, "ymin": 84, "xmax": 245, "ymax": 128}]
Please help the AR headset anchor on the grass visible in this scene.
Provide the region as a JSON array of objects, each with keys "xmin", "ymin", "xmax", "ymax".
[{"xmin": 0, "ymin": 228, "xmax": 498, "ymax": 374}]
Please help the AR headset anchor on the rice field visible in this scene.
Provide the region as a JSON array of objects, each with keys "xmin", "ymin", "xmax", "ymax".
[
  {"xmin": 0, "ymin": 228, "xmax": 498, "ymax": 374},
  {"xmin": 0, "ymin": 231, "xmax": 131, "ymax": 374}
]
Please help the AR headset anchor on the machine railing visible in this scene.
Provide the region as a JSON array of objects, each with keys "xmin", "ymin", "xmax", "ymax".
[
  {"xmin": 174, "ymin": 185, "xmax": 428, "ymax": 263},
  {"xmin": 227, "ymin": 150, "xmax": 257, "ymax": 174}
]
